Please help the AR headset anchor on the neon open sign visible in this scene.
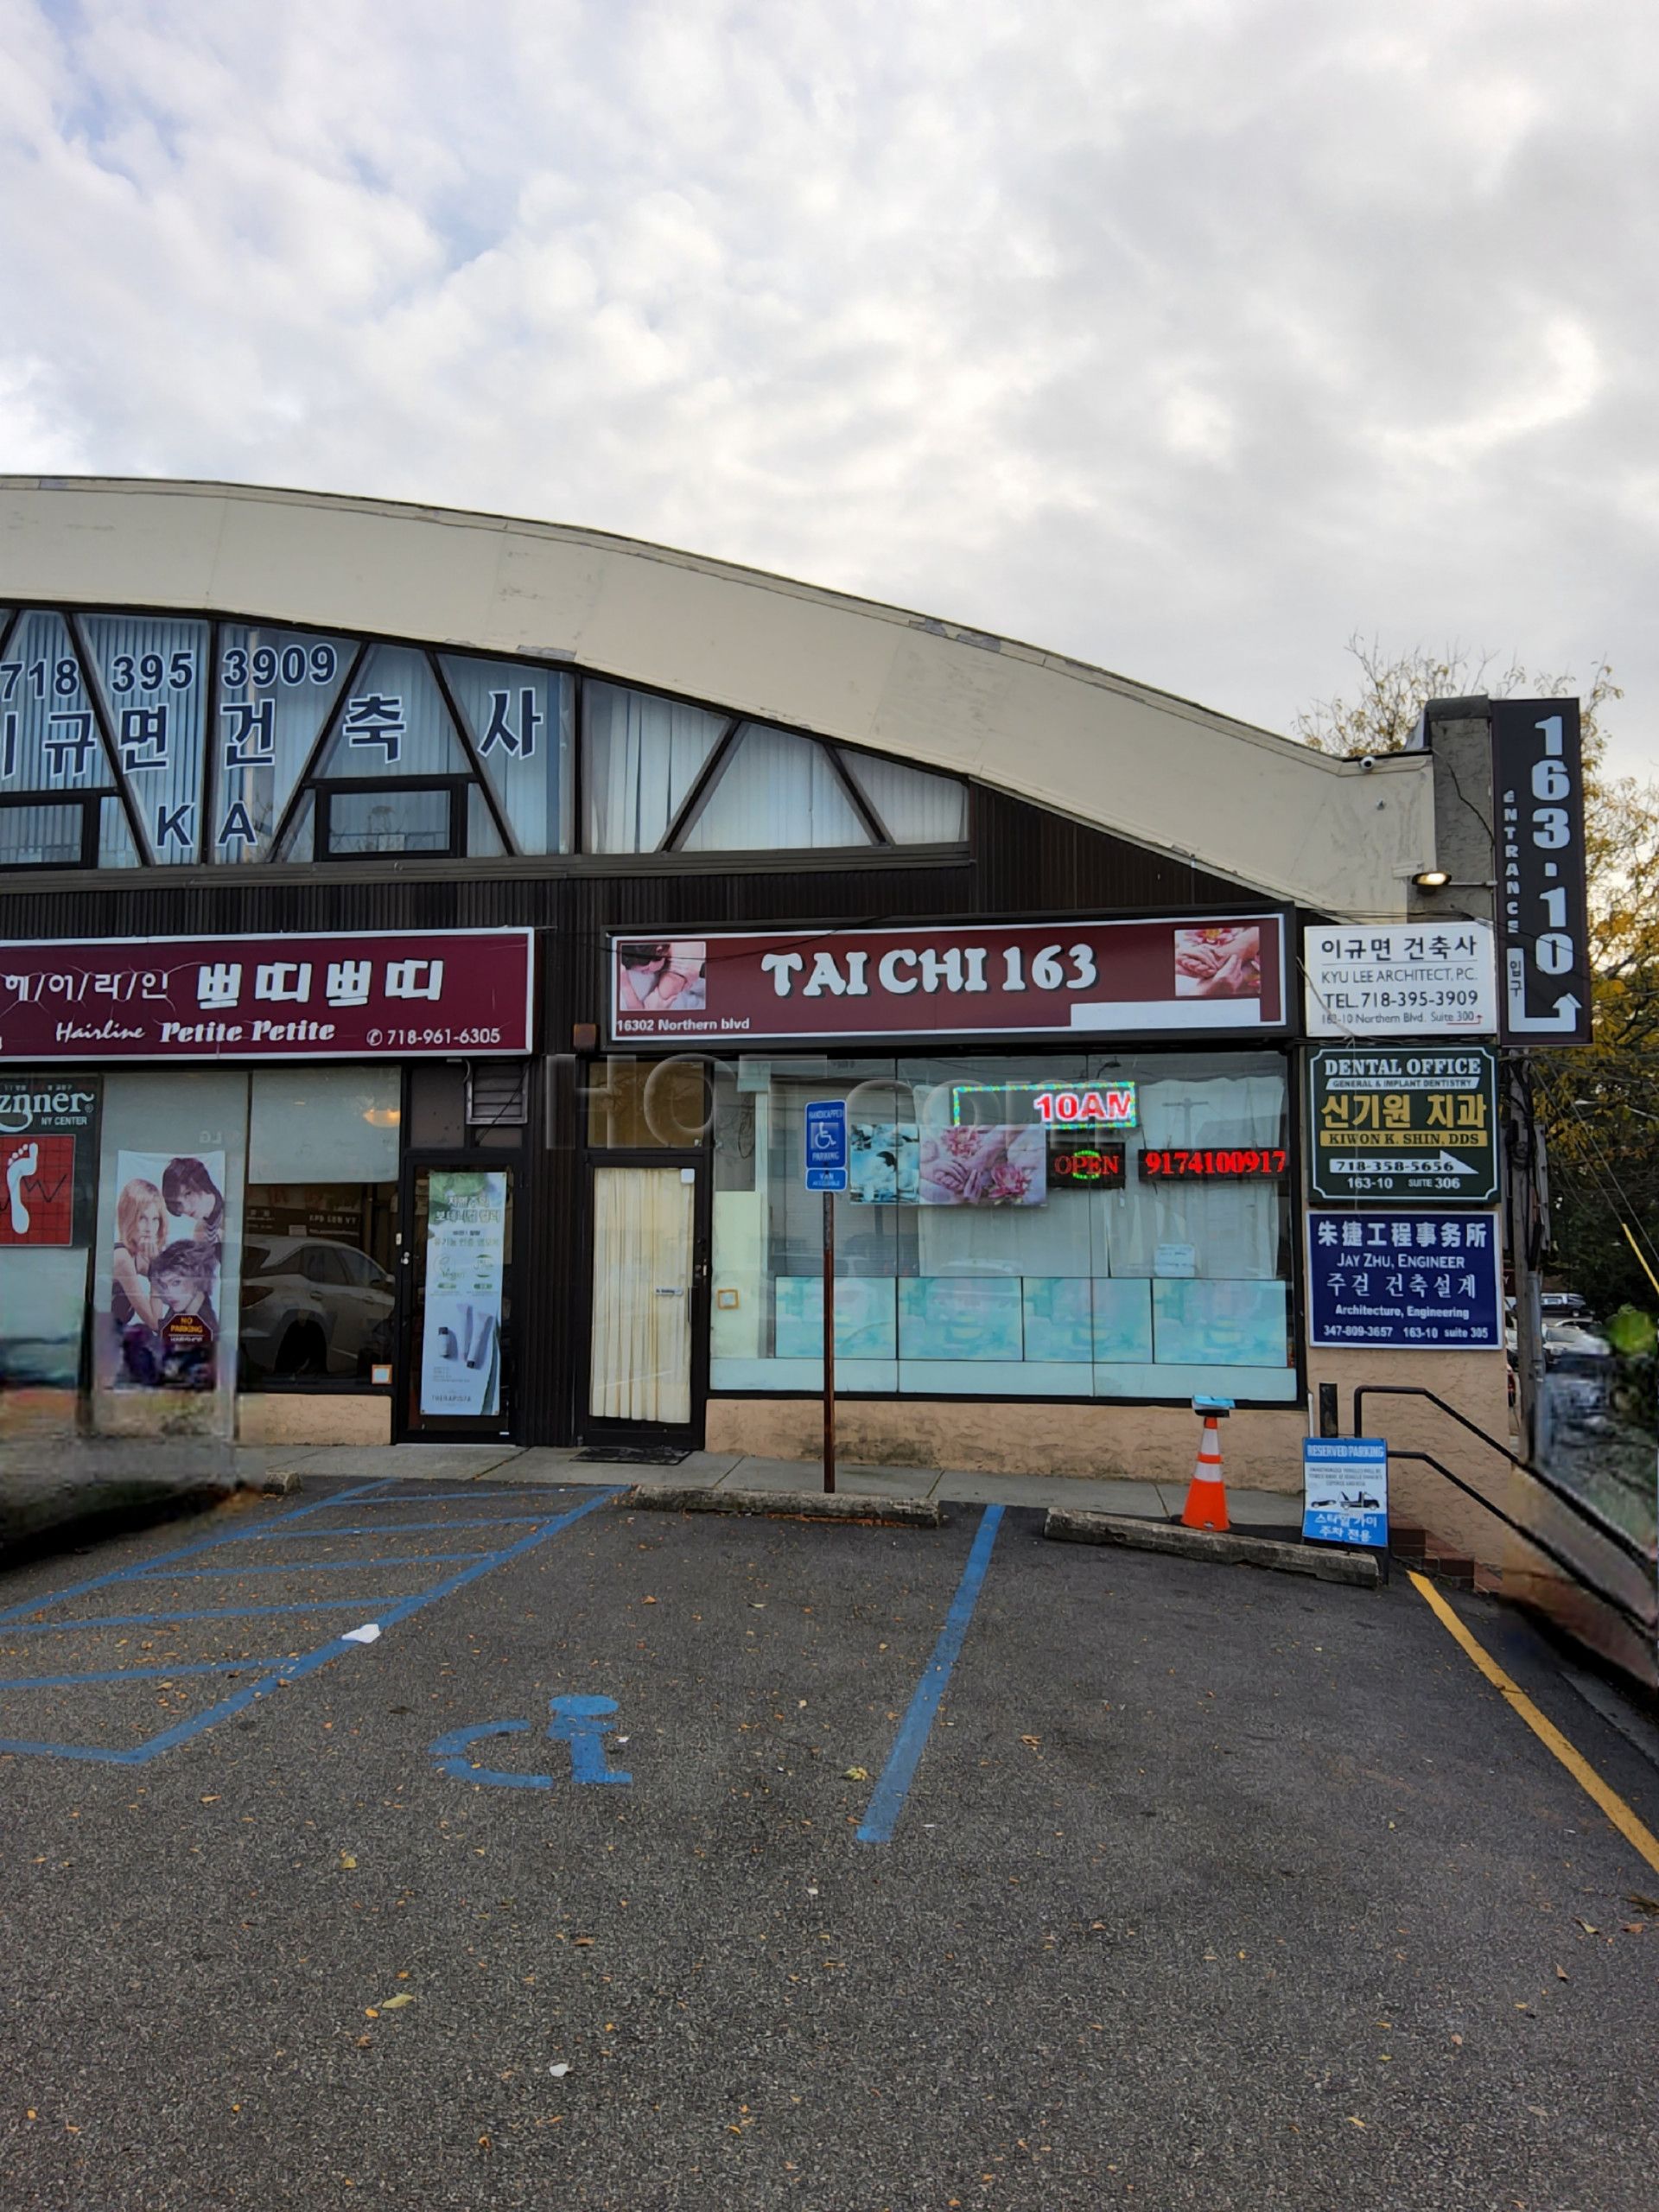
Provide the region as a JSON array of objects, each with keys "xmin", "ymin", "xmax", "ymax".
[{"xmin": 949, "ymin": 1081, "xmax": 1138, "ymax": 1128}]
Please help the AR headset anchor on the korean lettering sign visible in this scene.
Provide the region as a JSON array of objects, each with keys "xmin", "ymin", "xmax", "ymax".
[
  {"xmin": 1492, "ymin": 698, "xmax": 1592, "ymax": 1044},
  {"xmin": 1302, "ymin": 1438, "xmax": 1389, "ymax": 1550},
  {"xmin": 1307, "ymin": 1047, "xmax": 1498, "ymax": 1204},
  {"xmin": 0, "ymin": 931, "xmax": 534, "ymax": 1061},
  {"xmin": 1303, "ymin": 922, "xmax": 1496, "ymax": 1037},
  {"xmin": 608, "ymin": 915, "xmax": 1288, "ymax": 1045},
  {"xmin": 1306, "ymin": 1211, "xmax": 1503, "ymax": 1350}
]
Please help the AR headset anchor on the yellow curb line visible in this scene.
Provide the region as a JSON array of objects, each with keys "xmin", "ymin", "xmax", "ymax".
[{"xmin": 1409, "ymin": 1570, "xmax": 1659, "ymax": 1875}]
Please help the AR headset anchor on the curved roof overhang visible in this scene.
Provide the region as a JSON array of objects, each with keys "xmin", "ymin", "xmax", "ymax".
[{"xmin": 0, "ymin": 476, "xmax": 1433, "ymax": 915}]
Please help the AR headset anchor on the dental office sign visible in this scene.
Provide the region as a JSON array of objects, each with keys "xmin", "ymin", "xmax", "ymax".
[
  {"xmin": 0, "ymin": 930, "xmax": 535, "ymax": 1061},
  {"xmin": 607, "ymin": 915, "xmax": 1288, "ymax": 1045}
]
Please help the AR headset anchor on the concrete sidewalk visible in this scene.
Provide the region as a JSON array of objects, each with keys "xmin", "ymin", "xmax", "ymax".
[{"xmin": 2, "ymin": 1434, "xmax": 1300, "ymax": 1531}]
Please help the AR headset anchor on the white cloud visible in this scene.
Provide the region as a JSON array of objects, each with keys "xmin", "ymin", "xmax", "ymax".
[{"xmin": 0, "ymin": 0, "xmax": 1653, "ymax": 775}]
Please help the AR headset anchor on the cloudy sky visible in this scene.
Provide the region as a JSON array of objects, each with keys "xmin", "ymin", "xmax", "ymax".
[{"xmin": 4, "ymin": 0, "xmax": 1654, "ymax": 778}]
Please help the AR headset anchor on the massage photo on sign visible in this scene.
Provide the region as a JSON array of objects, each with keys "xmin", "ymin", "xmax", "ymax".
[
  {"xmin": 105, "ymin": 1152, "xmax": 225, "ymax": 1389},
  {"xmin": 1173, "ymin": 925, "xmax": 1262, "ymax": 999},
  {"xmin": 616, "ymin": 939, "xmax": 708, "ymax": 1014}
]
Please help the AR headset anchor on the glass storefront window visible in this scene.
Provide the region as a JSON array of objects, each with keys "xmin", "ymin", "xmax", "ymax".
[
  {"xmin": 710, "ymin": 1052, "xmax": 1295, "ymax": 1402},
  {"xmin": 240, "ymin": 1067, "xmax": 400, "ymax": 1386},
  {"xmin": 321, "ymin": 785, "xmax": 455, "ymax": 856},
  {"xmin": 587, "ymin": 1057, "xmax": 709, "ymax": 1148}
]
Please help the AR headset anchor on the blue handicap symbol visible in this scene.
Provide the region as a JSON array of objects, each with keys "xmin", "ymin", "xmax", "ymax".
[
  {"xmin": 546, "ymin": 1694, "xmax": 632, "ymax": 1785},
  {"xmin": 429, "ymin": 1694, "xmax": 632, "ymax": 1789}
]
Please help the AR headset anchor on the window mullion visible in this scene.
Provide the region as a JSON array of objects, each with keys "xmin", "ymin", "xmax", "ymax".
[{"xmin": 660, "ymin": 715, "xmax": 742, "ymax": 852}]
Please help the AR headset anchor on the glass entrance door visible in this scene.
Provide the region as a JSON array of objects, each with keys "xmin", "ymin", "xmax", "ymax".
[
  {"xmin": 588, "ymin": 1165, "xmax": 702, "ymax": 1433},
  {"xmin": 399, "ymin": 1159, "xmax": 514, "ymax": 1440}
]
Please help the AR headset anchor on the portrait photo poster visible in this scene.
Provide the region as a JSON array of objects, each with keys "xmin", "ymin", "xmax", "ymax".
[{"xmin": 106, "ymin": 1149, "xmax": 226, "ymax": 1390}]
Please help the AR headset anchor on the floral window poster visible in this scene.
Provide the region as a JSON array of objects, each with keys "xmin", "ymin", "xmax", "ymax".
[
  {"xmin": 849, "ymin": 1120, "xmax": 919, "ymax": 1204},
  {"xmin": 918, "ymin": 1123, "xmax": 1046, "ymax": 1207}
]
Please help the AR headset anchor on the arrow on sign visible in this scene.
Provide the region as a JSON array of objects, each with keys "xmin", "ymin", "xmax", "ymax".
[{"xmin": 1506, "ymin": 989, "xmax": 1582, "ymax": 1035}]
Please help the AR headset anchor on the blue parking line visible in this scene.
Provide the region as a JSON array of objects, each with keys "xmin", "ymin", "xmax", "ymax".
[
  {"xmin": 0, "ymin": 1659, "xmax": 287, "ymax": 1691},
  {"xmin": 347, "ymin": 1489, "xmax": 575, "ymax": 1504},
  {"xmin": 856, "ymin": 1506, "xmax": 1004, "ymax": 1846},
  {"xmin": 238, "ymin": 1517, "xmax": 543, "ymax": 1541},
  {"xmin": 0, "ymin": 1487, "xmax": 624, "ymax": 1764},
  {"xmin": 4, "ymin": 1597, "xmax": 408, "ymax": 1634},
  {"xmin": 0, "ymin": 1477, "xmax": 399, "ymax": 1628},
  {"xmin": 128, "ymin": 1553, "xmax": 491, "ymax": 1579}
]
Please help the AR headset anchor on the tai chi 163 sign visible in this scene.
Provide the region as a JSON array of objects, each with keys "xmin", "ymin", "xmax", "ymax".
[
  {"xmin": 1306, "ymin": 1211, "xmax": 1503, "ymax": 1350},
  {"xmin": 1308, "ymin": 1047, "xmax": 1498, "ymax": 1204},
  {"xmin": 609, "ymin": 915, "xmax": 1288, "ymax": 1044}
]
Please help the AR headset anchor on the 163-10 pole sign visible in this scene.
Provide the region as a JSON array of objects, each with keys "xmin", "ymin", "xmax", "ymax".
[{"xmin": 1494, "ymin": 698, "xmax": 1592, "ymax": 1045}]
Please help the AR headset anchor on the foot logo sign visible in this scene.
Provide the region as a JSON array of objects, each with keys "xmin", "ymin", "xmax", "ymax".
[{"xmin": 429, "ymin": 1695, "xmax": 632, "ymax": 1789}]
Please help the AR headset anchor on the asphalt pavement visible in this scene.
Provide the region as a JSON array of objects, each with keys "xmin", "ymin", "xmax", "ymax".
[{"xmin": 3, "ymin": 1475, "xmax": 1657, "ymax": 2211}]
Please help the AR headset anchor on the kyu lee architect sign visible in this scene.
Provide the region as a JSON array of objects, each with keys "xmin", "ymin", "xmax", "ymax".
[{"xmin": 1303, "ymin": 923, "xmax": 1496, "ymax": 1038}]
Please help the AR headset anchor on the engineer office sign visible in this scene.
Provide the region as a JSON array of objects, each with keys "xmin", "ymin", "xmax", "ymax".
[
  {"xmin": 1307, "ymin": 1047, "xmax": 1498, "ymax": 1204},
  {"xmin": 1306, "ymin": 1211, "xmax": 1503, "ymax": 1351}
]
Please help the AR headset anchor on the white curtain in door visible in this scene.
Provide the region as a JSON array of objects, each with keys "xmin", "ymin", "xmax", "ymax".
[{"xmin": 589, "ymin": 1169, "xmax": 694, "ymax": 1422}]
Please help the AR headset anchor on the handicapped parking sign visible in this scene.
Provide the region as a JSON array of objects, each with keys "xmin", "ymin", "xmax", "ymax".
[
  {"xmin": 429, "ymin": 1695, "xmax": 632, "ymax": 1789},
  {"xmin": 804, "ymin": 1099, "xmax": 849, "ymax": 1192}
]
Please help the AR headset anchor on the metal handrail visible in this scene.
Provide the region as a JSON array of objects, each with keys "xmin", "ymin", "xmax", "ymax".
[
  {"xmin": 1385, "ymin": 1451, "xmax": 1656, "ymax": 1644},
  {"xmin": 1353, "ymin": 1384, "xmax": 1649, "ymax": 1573}
]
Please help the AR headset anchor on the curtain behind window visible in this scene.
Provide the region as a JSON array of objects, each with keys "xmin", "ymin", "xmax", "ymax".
[{"xmin": 584, "ymin": 683, "xmax": 726, "ymax": 852}]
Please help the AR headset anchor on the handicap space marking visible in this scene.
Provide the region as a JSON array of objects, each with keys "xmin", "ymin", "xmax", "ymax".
[
  {"xmin": 429, "ymin": 1719, "xmax": 551, "ymax": 1790},
  {"xmin": 430, "ymin": 1694, "xmax": 632, "ymax": 1790},
  {"xmin": 548, "ymin": 1694, "xmax": 632, "ymax": 1784},
  {"xmin": 857, "ymin": 1504, "xmax": 1003, "ymax": 1846},
  {"xmin": 0, "ymin": 1475, "xmax": 402, "ymax": 1627},
  {"xmin": 0, "ymin": 1487, "xmax": 624, "ymax": 1767}
]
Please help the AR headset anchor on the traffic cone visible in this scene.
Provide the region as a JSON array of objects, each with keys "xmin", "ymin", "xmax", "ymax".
[{"xmin": 1180, "ymin": 1414, "xmax": 1230, "ymax": 1532}]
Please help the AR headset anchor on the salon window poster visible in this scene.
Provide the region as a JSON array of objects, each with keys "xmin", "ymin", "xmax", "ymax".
[
  {"xmin": 105, "ymin": 1150, "xmax": 226, "ymax": 1389},
  {"xmin": 419, "ymin": 1171, "xmax": 507, "ymax": 1417}
]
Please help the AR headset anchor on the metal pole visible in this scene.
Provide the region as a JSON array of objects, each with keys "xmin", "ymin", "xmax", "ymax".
[{"xmin": 823, "ymin": 1187, "xmax": 836, "ymax": 1495}]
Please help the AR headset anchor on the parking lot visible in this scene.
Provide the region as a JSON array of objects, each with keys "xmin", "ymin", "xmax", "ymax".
[{"xmin": 3, "ymin": 1473, "xmax": 1659, "ymax": 2211}]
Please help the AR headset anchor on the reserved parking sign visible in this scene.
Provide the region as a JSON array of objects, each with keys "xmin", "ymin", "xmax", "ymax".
[{"xmin": 1303, "ymin": 1436, "xmax": 1389, "ymax": 1549}]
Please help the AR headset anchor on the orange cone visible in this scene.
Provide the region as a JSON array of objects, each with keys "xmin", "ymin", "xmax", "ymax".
[{"xmin": 1180, "ymin": 1414, "xmax": 1230, "ymax": 1532}]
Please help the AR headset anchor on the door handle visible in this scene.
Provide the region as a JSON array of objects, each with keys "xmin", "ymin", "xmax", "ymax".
[{"xmin": 653, "ymin": 1287, "xmax": 684, "ymax": 1297}]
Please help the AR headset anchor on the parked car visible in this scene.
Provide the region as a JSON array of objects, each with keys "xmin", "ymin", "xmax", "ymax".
[
  {"xmin": 1542, "ymin": 1321, "xmax": 1611, "ymax": 1368},
  {"xmin": 239, "ymin": 1236, "xmax": 395, "ymax": 1380}
]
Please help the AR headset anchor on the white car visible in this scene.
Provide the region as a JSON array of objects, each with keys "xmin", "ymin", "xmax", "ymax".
[{"xmin": 239, "ymin": 1236, "xmax": 395, "ymax": 1380}]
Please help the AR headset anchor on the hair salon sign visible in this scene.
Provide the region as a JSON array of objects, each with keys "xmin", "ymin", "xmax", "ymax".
[
  {"xmin": 0, "ymin": 931, "xmax": 535, "ymax": 1061},
  {"xmin": 607, "ymin": 915, "xmax": 1288, "ymax": 1045}
]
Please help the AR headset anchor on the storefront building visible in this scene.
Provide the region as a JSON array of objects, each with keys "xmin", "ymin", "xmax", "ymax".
[{"xmin": 0, "ymin": 477, "xmax": 1512, "ymax": 1498}]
